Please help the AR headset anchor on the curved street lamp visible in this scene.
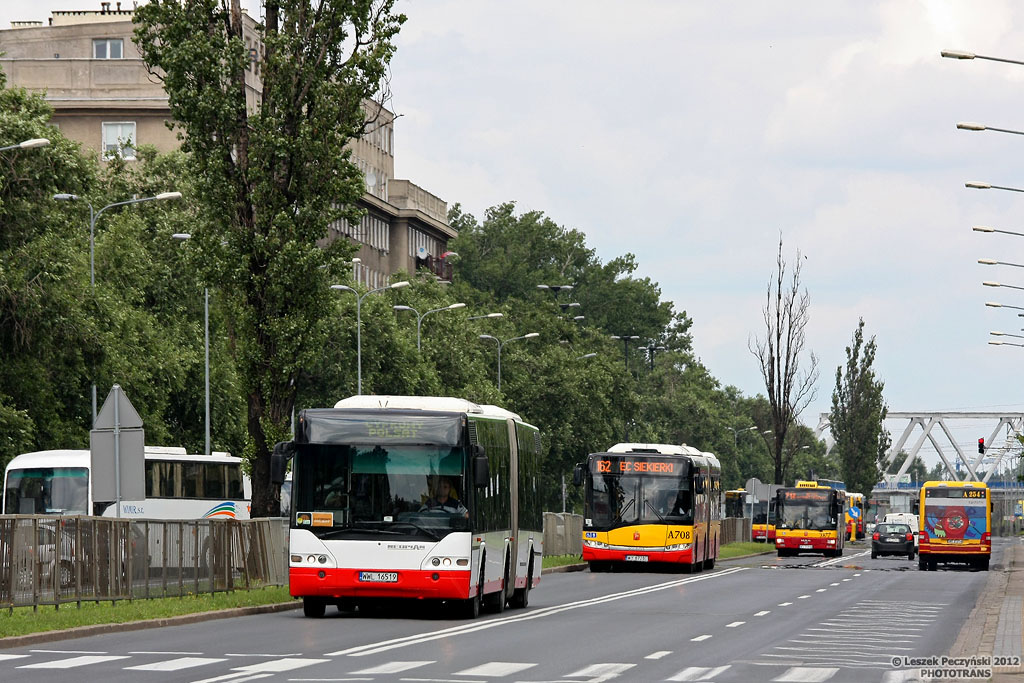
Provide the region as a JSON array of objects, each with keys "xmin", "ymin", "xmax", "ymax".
[
  {"xmin": 983, "ymin": 281, "xmax": 1024, "ymax": 293},
  {"xmin": 478, "ymin": 332, "xmax": 540, "ymax": 391},
  {"xmin": 610, "ymin": 335, "xmax": 641, "ymax": 372},
  {"xmin": 966, "ymin": 181, "xmax": 1024, "ymax": 193},
  {"xmin": 53, "ymin": 190, "xmax": 182, "ymax": 422},
  {"xmin": 974, "ymin": 225, "xmax": 1024, "ymax": 238},
  {"xmin": 957, "ymin": 122, "xmax": 1024, "ymax": 136},
  {"xmin": 0, "ymin": 138, "xmax": 49, "ymax": 153},
  {"xmin": 979, "ymin": 258, "xmax": 1024, "ymax": 268},
  {"xmin": 393, "ymin": 302, "xmax": 466, "ymax": 351},
  {"xmin": 989, "ymin": 339, "xmax": 1024, "ymax": 348},
  {"xmin": 468, "ymin": 312, "xmax": 503, "ymax": 321},
  {"xmin": 725, "ymin": 425, "xmax": 757, "ymax": 446},
  {"xmin": 331, "ymin": 280, "xmax": 410, "ymax": 394},
  {"xmin": 941, "ymin": 50, "xmax": 1024, "ymax": 65}
]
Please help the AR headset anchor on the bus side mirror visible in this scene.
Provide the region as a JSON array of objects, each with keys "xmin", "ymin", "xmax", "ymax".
[
  {"xmin": 572, "ymin": 464, "xmax": 584, "ymax": 487},
  {"xmin": 270, "ymin": 441, "xmax": 294, "ymax": 486},
  {"xmin": 472, "ymin": 445, "xmax": 489, "ymax": 488}
]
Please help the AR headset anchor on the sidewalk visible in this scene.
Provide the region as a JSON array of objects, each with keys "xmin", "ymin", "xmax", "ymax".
[{"xmin": 949, "ymin": 539, "xmax": 1024, "ymax": 682}]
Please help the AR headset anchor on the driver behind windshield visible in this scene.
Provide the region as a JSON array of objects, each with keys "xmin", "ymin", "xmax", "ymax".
[{"xmin": 420, "ymin": 476, "xmax": 468, "ymax": 516}]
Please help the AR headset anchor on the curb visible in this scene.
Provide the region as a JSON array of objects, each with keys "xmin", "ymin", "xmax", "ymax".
[{"xmin": 0, "ymin": 601, "xmax": 301, "ymax": 650}]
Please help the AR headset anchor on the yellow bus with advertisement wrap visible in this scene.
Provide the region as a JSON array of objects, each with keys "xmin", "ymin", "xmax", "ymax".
[
  {"xmin": 918, "ymin": 480, "xmax": 990, "ymax": 571},
  {"xmin": 774, "ymin": 481, "xmax": 846, "ymax": 557},
  {"xmin": 575, "ymin": 443, "xmax": 721, "ymax": 573}
]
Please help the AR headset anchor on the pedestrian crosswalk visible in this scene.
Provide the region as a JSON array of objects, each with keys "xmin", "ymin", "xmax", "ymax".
[{"xmin": 0, "ymin": 650, "xmax": 928, "ymax": 682}]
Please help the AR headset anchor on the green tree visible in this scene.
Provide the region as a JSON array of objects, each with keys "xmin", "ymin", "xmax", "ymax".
[
  {"xmin": 134, "ymin": 0, "xmax": 405, "ymax": 515},
  {"xmin": 830, "ymin": 318, "xmax": 890, "ymax": 498}
]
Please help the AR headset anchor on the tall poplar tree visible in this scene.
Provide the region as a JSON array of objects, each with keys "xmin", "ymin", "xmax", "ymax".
[
  {"xmin": 830, "ymin": 318, "xmax": 890, "ymax": 498},
  {"xmin": 134, "ymin": 0, "xmax": 405, "ymax": 515}
]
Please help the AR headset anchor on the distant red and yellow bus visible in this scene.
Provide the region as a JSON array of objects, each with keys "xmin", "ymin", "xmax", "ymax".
[
  {"xmin": 918, "ymin": 481, "xmax": 990, "ymax": 571},
  {"xmin": 774, "ymin": 481, "xmax": 846, "ymax": 557}
]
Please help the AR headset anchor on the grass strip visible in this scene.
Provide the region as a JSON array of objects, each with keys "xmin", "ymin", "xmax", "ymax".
[
  {"xmin": 0, "ymin": 586, "xmax": 293, "ymax": 638},
  {"xmin": 719, "ymin": 541, "xmax": 775, "ymax": 558},
  {"xmin": 542, "ymin": 554, "xmax": 582, "ymax": 569}
]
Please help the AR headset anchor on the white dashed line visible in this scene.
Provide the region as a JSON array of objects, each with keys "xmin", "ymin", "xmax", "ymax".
[
  {"xmin": 645, "ymin": 651, "xmax": 672, "ymax": 660},
  {"xmin": 755, "ymin": 610, "xmax": 770, "ymax": 616},
  {"xmin": 778, "ymin": 602, "xmax": 793, "ymax": 606},
  {"xmin": 798, "ymin": 595, "xmax": 810, "ymax": 599},
  {"xmin": 690, "ymin": 635, "xmax": 713, "ymax": 642},
  {"xmin": 726, "ymin": 621, "xmax": 745, "ymax": 628}
]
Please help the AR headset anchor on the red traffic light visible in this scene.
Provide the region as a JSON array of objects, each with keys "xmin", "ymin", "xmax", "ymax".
[{"xmin": 978, "ymin": 438, "xmax": 985, "ymax": 454}]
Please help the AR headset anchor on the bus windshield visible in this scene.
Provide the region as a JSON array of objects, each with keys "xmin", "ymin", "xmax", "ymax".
[
  {"xmin": 3, "ymin": 467, "xmax": 89, "ymax": 514},
  {"xmin": 588, "ymin": 456, "xmax": 693, "ymax": 528},
  {"xmin": 291, "ymin": 444, "xmax": 470, "ymax": 539},
  {"xmin": 776, "ymin": 489, "xmax": 834, "ymax": 531}
]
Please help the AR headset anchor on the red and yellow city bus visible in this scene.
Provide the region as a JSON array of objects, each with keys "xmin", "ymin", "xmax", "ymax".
[
  {"xmin": 918, "ymin": 480, "xmax": 991, "ymax": 571},
  {"xmin": 725, "ymin": 488, "xmax": 745, "ymax": 519},
  {"xmin": 774, "ymin": 481, "xmax": 846, "ymax": 557},
  {"xmin": 576, "ymin": 443, "xmax": 721, "ymax": 573}
]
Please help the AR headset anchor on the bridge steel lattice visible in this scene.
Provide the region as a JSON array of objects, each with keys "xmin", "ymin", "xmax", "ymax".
[{"xmin": 816, "ymin": 412, "xmax": 1024, "ymax": 484}]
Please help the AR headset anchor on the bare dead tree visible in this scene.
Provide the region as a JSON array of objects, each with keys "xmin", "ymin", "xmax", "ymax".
[{"xmin": 750, "ymin": 237, "xmax": 819, "ymax": 484}]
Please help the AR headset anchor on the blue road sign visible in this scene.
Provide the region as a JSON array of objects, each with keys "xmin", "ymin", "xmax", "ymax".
[{"xmin": 849, "ymin": 506, "xmax": 861, "ymax": 519}]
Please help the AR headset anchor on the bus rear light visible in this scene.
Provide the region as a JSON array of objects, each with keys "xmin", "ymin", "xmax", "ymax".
[{"xmin": 982, "ymin": 532, "xmax": 991, "ymax": 545}]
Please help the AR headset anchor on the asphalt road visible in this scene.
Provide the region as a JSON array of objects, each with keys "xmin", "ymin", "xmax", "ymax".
[{"xmin": 0, "ymin": 538, "xmax": 1003, "ymax": 683}]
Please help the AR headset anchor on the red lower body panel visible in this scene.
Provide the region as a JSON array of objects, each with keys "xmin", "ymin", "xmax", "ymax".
[
  {"xmin": 290, "ymin": 567, "xmax": 471, "ymax": 600},
  {"xmin": 582, "ymin": 546, "xmax": 694, "ymax": 564}
]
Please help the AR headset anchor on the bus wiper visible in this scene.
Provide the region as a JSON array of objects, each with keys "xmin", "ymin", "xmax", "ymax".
[
  {"xmin": 614, "ymin": 497, "xmax": 635, "ymax": 522},
  {"xmin": 318, "ymin": 527, "xmax": 406, "ymax": 539},
  {"xmin": 385, "ymin": 521, "xmax": 441, "ymax": 541},
  {"xmin": 643, "ymin": 498, "xmax": 665, "ymax": 522}
]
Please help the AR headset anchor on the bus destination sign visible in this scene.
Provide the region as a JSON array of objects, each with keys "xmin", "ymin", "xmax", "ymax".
[{"xmin": 592, "ymin": 458, "xmax": 678, "ymax": 475}]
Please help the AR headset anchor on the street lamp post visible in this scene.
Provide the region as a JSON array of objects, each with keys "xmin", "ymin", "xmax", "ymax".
[
  {"xmin": 610, "ymin": 335, "xmax": 641, "ymax": 372},
  {"xmin": 393, "ymin": 302, "xmax": 466, "ymax": 351},
  {"xmin": 957, "ymin": 121, "xmax": 1024, "ymax": 136},
  {"xmin": 983, "ymin": 281, "xmax": 1024, "ymax": 293},
  {"xmin": 478, "ymin": 332, "xmax": 540, "ymax": 391},
  {"xmin": 171, "ymin": 233, "xmax": 211, "ymax": 454},
  {"xmin": 54, "ymin": 190, "xmax": 182, "ymax": 422},
  {"xmin": 468, "ymin": 313, "xmax": 503, "ymax": 321},
  {"xmin": 941, "ymin": 50, "xmax": 1024, "ymax": 66},
  {"xmin": 330, "ymin": 280, "xmax": 410, "ymax": 394},
  {"xmin": 966, "ymin": 181, "xmax": 1024, "ymax": 194},
  {"xmin": 725, "ymin": 425, "xmax": 757, "ymax": 447},
  {"xmin": 974, "ymin": 225, "xmax": 1024, "ymax": 238},
  {"xmin": 646, "ymin": 344, "xmax": 667, "ymax": 370},
  {"xmin": 985, "ymin": 301, "xmax": 1024, "ymax": 313},
  {"xmin": 979, "ymin": 258, "xmax": 1024, "ymax": 269},
  {"xmin": 0, "ymin": 138, "xmax": 49, "ymax": 152}
]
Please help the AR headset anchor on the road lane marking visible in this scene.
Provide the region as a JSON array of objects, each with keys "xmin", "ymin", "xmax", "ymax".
[
  {"xmin": 226, "ymin": 653, "xmax": 305, "ymax": 657},
  {"xmin": 841, "ymin": 578, "xmax": 851, "ymax": 581},
  {"xmin": 454, "ymin": 662, "xmax": 537, "ymax": 676},
  {"xmin": 690, "ymin": 635, "xmax": 712, "ymax": 641},
  {"xmin": 564, "ymin": 662, "xmax": 635, "ymax": 679},
  {"xmin": 350, "ymin": 661, "xmax": 435, "ymax": 674},
  {"xmin": 829, "ymin": 583, "xmax": 839, "ymax": 586},
  {"xmin": 797, "ymin": 595, "xmax": 810, "ymax": 599},
  {"xmin": 755, "ymin": 610, "xmax": 770, "ymax": 616},
  {"xmin": 772, "ymin": 667, "xmax": 839, "ymax": 682},
  {"xmin": 644, "ymin": 651, "xmax": 672, "ymax": 659},
  {"xmin": 0, "ymin": 655, "xmax": 30, "ymax": 662},
  {"xmin": 778, "ymin": 602, "xmax": 792, "ymax": 606},
  {"xmin": 19, "ymin": 655, "xmax": 131, "ymax": 669},
  {"xmin": 816, "ymin": 588, "xmax": 827, "ymax": 592},
  {"xmin": 667, "ymin": 665, "xmax": 731, "ymax": 681},
  {"xmin": 327, "ymin": 567, "xmax": 749, "ymax": 657},
  {"xmin": 126, "ymin": 657, "xmax": 228, "ymax": 671},
  {"xmin": 130, "ymin": 651, "xmax": 205, "ymax": 655},
  {"xmin": 29, "ymin": 649, "xmax": 108, "ymax": 654},
  {"xmin": 726, "ymin": 621, "xmax": 745, "ymax": 627}
]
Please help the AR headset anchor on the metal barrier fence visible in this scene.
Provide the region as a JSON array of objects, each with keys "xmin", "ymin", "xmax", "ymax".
[
  {"xmin": 0, "ymin": 516, "xmax": 288, "ymax": 611},
  {"xmin": 543, "ymin": 512, "xmax": 582, "ymax": 556}
]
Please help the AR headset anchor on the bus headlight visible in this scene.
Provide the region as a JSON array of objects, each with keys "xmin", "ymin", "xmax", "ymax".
[
  {"xmin": 666, "ymin": 543, "xmax": 692, "ymax": 552},
  {"xmin": 583, "ymin": 539, "xmax": 609, "ymax": 549}
]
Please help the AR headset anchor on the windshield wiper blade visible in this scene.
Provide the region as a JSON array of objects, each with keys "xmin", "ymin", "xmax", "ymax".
[
  {"xmin": 614, "ymin": 497, "xmax": 635, "ymax": 522},
  {"xmin": 643, "ymin": 498, "xmax": 665, "ymax": 522},
  {"xmin": 318, "ymin": 527, "xmax": 405, "ymax": 539},
  {"xmin": 386, "ymin": 521, "xmax": 441, "ymax": 541}
]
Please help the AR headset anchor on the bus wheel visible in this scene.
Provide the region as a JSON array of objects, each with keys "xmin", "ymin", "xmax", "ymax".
[
  {"xmin": 980, "ymin": 557, "xmax": 990, "ymax": 571},
  {"xmin": 462, "ymin": 570, "xmax": 483, "ymax": 619},
  {"xmin": 704, "ymin": 552, "xmax": 716, "ymax": 570},
  {"xmin": 485, "ymin": 557, "xmax": 509, "ymax": 613},
  {"xmin": 918, "ymin": 557, "xmax": 927, "ymax": 571},
  {"xmin": 927, "ymin": 558, "xmax": 937, "ymax": 571},
  {"xmin": 588, "ymin": 561, "xmax": 608, "ymax": 573},
  {"xmin": 302, "ymin": 597, "xmax": 326, "ymax": 618},
  {"xmin": 510, "ymin": 554, "xmax": 532, "ymax": 609}
]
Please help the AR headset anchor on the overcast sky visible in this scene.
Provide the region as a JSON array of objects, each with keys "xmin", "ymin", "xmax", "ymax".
[{"xmin": 5, "ymin": 1, "xmax": 1024, "ymax": 469}]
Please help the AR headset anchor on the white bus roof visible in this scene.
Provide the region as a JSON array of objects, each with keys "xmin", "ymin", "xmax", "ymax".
[
  {"xmin": 332, "ymin": 395, "xmax": 523, "ymax": 421},
  {"xmin": 5, "ymin": 448, "xmax": 242, "ymax": 471},
  {"xmin": 606, "ymin": 442, "xmax": 704, "ymax": 456}
]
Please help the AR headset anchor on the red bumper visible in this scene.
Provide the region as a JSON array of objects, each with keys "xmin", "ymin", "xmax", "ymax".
[
  {"xmin": 290, "ymin": 567, "xmax": 471, "ymax": 600},
  {"xmin": 582, "ymin": 546, "xmax": 694, "ymax": 564},
  {"xmin": 776, "ymin": 536, "xmax": 833, "ymax": 550},
  {"xmin": 919, "ymin": 542, "xmax": 989, "ymax": 556}
]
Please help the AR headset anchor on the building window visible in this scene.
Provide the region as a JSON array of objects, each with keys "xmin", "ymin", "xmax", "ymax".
[
  {"xmin": 102, "ymin": 122, "xmax": 136, "ymax": 159},
  {"xmin": 93, "ymin": 38, "xmax": 124, "ymax": 59}
]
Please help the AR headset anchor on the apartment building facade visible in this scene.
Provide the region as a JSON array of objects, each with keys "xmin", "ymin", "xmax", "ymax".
[{"xmin": 0, "ymin": 2, "xmax": 456, "ymax": 286}]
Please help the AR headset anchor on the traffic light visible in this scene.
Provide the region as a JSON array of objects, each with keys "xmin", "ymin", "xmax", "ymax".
[{"xmin": 978, "ymin": 438, "xmax": 985, "ymax": 454}]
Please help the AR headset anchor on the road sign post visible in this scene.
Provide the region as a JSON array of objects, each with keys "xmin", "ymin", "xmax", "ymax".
[{"xmin": 90, "ymin": 384, "xmax": 145, "ymax": 517}]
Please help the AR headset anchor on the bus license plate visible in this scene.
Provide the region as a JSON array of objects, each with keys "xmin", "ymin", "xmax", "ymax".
[
  {"xmin": 946, "ymin": 539, "xmax": 962, "ymax": 544},
  {"xmin": 799, "ymin": 544, "xmax": 813, "ymax": 550},
  {"xmin": 624, "ymin": 555, "xmax": 648, "ymax": 562},
  {"xmin": 359, "ymin": 571, "xmax": 398, "ymax": 583}
]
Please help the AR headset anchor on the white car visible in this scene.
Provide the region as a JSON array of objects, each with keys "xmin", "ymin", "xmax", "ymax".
[{"xmin": 883, "ymin": 512, "xmax": 919, "ymax": 548}]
